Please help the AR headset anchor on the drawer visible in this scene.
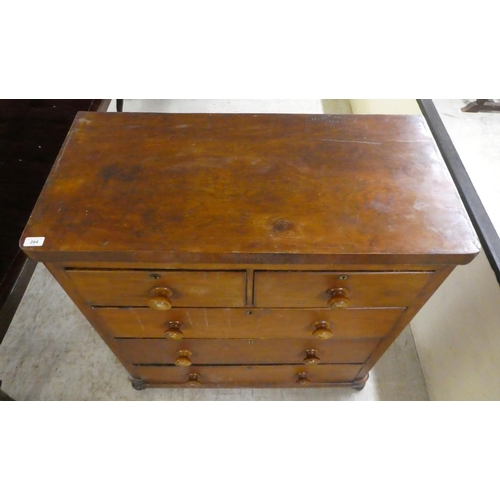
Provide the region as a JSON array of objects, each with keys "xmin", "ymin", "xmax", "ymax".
[
  {"xmin": 134, "ymin": 364, "xmax": 363, "ymax": 386},
  {"xmin": 254, "ymin": 271, "xmax": 433, "ymax": 308},
  {"xmin": 97, "ymin": 307, "xmax": 404, "ymax": 340},
  {"xmin": 116, "ymin": 338, "xmax": 380, "ymax": 365},
  {"xmin": 66, "ymin": 269, "xmax": 246, "ymax": 307}
]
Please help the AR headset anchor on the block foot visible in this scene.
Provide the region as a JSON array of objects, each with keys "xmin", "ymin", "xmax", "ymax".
[
  {"xmin": 0, "ymin": 380, "xmax": 14, "ymax": 401},
  {"xmin": 352, "ymin": 374, "xmax": 369, "ymax": 391},
  {"xmin": 130, "ymin": 377, "xmax": 146, "ymax": 391}
]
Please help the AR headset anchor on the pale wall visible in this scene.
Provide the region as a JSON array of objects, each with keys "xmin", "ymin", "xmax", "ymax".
[
  {"xmin": 349, "ymin": 99, "xmax": 421, "ymax": 115},
  {"xmin": 410, "ymin": 250, "xmax": 500, "ymax": 400}
]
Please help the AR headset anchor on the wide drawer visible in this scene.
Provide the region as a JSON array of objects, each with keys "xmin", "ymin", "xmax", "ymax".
[
  {"xmin": 66, "ymin": 269, "xmax": 246, "ymax": 307},
  {"xmin": 97, "ymin": 307, "xmax": 404, "ymax": 339},
  {"xmin": 116, "ymin": 338, "xmax": 380, "ymax": 365},
  {"xmin": 254, "ymin": 271, "xmax": 433, "ymax": 308},
  {"xmin": 134, "ymin": 364, "xmax": 363, "ymax": 386}
]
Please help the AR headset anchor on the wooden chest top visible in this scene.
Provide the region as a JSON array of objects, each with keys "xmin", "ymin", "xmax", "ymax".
[{"xmin": 21, "ymin": 112, "xmax": 479, "ymax": 265}]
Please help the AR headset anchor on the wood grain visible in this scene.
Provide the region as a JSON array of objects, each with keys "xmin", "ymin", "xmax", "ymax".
[
  {"xmin": 66, "ymin": 269, "xmax": 246, "ymax": 307},
  {"xmin": 133, "ymin": 364, "xmax": 363, "ymax": 386},
  {"xmin": 115, "ymin": 338, "xmax": 381, "ymax": 365},
  {"xmin": 21, "ymin": 112, "xmax": 480, "ymax": 391},
  {"xmin": 354, "ymin": 265, "xmax": 456, "ymax": 380},
  {"xmin": 21, "ymin": 113, "xmax": 479, "ymax": 266},
  {"xmin": 254, "ymin": 271, "xmax": 433, "ymax": 308},
  {"xmin": 94, "ymin": 306, "xmax": 404, "ymax": 340},
  {"xmin": 418, "ymin": 99, "xmax": 497, "ymax": 283}
]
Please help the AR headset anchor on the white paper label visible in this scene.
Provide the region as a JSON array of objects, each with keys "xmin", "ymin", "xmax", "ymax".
[{"xmin": 24, "ymin": 237, "xmax": 45, "ymax": 247}]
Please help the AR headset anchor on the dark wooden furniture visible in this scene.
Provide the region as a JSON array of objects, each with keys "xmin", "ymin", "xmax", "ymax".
[
  {"xmin": 20, "ymin": 113, "xmax": 479, "ymax": 390},
  {"xmin": 0, "ymin": 99, "xmax": 109, "ymax": 399}
]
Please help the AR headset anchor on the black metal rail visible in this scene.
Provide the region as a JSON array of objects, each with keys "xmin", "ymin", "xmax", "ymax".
[{"xmin": 418, "ymin": 99, "xmax": 500, "ymax": 284}]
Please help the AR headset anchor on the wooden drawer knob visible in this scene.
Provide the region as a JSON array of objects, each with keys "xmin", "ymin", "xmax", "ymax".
[
  {"xmin": 327, "ymin": 287, "xmax": 350, "ymax": 309},
  {"xmin": 186, "ymin": 373, "xmax": 201, "ymax": 387},
  {"xmin": 297, "ymin": 372, "xmax": 311, "ymax": 385},
  {"xmin": 148, "ymin": 286, "xmax": 173, "ymax": 310},
  {"xmin": 303, "ymin": 349, "xmax": 320, "ymax": 365},
  {"xmin": 175, "ymin": 350, "xmax": 192, "ymax": 367},
  {"xmin": 312, "ymin": 321, "xmax": 333, "ymax": 340},
  {"xmin": 165, "ymin": 321, "xmax": 183, "ymax": 340}
]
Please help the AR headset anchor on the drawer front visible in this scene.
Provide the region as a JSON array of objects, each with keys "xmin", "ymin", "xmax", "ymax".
[
  {"xmin": 97, "ymin": 307, "xmax": 404, "ymax": 340},
  {"xmin": 134, "ymin": 364, "xmax": 363, "ymax": 386},
  {"xmin": 66, "ymin": 270, "xmax": 246, "ymax": 307},
  {"xmin": 254, "ymin": 271, "xmax": 433, "ymax": 308},
  {"xmin": 116, "ymin": 338, "xmax": 380, "ymax": 365}
]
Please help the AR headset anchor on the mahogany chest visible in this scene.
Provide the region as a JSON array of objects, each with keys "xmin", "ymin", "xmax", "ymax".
[{"xmin": 20, "ymin": 112, "xmax": 479, "ymax": 390}]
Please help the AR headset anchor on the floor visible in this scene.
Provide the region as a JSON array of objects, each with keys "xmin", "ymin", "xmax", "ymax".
[
  {"xmin": 432, "ymin": 99, "xmax": 500, "ymax": 236},
  {"xmin": 0, "ymin": 99, "xmax": 433, "ymax": 401}
]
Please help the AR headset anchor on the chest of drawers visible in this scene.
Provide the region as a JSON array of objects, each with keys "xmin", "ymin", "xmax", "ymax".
[{"xmin": 20, "ymin": 112, "xmax": 479, "ymax": 390}]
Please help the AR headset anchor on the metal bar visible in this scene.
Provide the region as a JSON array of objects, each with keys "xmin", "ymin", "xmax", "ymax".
[{"xmin": 417, "ymin": 99, "xmax": 500, "ymax": 284}]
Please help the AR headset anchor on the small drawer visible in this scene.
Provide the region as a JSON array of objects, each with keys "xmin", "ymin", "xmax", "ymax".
[
  {"xmin": 66, "ymin": 269, "xmax": 246, "ymax": 307},
  {"xmin": 96, "ymin": 307, "xmax": 404, "ymax": 340},
  {"xmin": 116, "ymin": 338, "xmax": 380, "ymax": 365},
  {"xmin": 254, "ymin": 271, "xmax": 433, "ymax": 308},
  {"xmin": 133, "ymin": 364, "xmax": 363, "ymax": 387}
]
